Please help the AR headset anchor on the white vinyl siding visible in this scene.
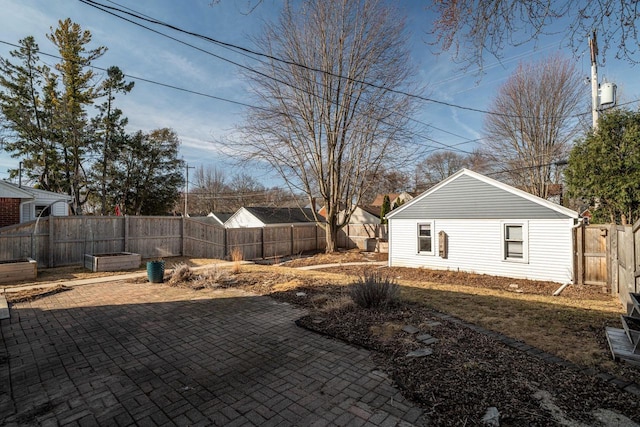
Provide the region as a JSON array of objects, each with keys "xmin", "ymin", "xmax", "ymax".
[{"xmin": 389, "ymin": 218, "xmax": 574, "ymax": 284}]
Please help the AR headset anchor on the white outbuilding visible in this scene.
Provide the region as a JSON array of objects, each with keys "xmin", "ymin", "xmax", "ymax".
[{"xmin": 386, "ymin": 169, "xmax": 579, "ymax": 284}]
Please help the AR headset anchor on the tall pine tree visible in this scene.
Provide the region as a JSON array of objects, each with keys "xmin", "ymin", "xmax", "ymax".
[
  {"xmin": 90, "ymin": 66, "xmax": 134, "ymax": 215},
  {"xmin": 47, "ymin": 18, "xmax": 106, "ymax": 214}
]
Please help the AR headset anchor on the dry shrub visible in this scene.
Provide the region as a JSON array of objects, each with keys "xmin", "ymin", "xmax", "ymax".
[
  {"xmin": 230, "ymin": 247, "xmax": 243, "ymax": 274},
  {"xmin": 168, "ymin": 263, "xmax": 193, "ymax": 286},
  {"xmin": 349, "ymin": 271, "xmax": 399, "ymax": 308},
  {"xmin": 167, "ymin": 264, "xmax": 236, "ymax": 289},
  {"xmin": 194, "ymin": 267, "xmax": 236, "ymax": 289},
  {"xmin": 319, "ymin": 295, "xmax": 355, "ymax": 313}
]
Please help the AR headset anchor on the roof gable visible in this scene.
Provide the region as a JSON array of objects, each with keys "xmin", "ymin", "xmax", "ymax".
[
  {"xmin": 0, "ymin": 181, "xmax": 34, "ymax": 199},
  {"xmin": 0, "ymin": 180, "xmax": 72, "ymax": 201},
  {"xmin": 387, "ymin": 169, "xmax": 578, "ymax": 220}
]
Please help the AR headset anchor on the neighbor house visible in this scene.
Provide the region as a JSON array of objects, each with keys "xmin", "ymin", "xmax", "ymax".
[
  {"xmin": 0, "ymin": 181, "xmax": 71, "ymax": 228},
  {"xmin": 206, "ymin": 212, "xmax": 234, "ymax": 227},
  {"xmin": 370, "ymin": 192, "xmax": 414, "ymax": 209},
  {"xmin": 386, "ymin": 169, "xmax": 579, "ymax": 284},
  {"xmin": 225, "ymin": 206, "xmax": 318, "ymax": 228}
]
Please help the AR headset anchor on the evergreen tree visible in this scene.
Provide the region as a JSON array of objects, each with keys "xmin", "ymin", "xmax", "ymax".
[
  {"xmin": 47, "ymin": 18, "xmax": 106, "ymax": 214},
  {"xmin": 380, "ymin": 194, "xmax": 391, "ymax": 224},
  {"xmin": 110, "ymin": 128, "xmax": 185, "ymax": 215},
  {"xmin": 0, "ymin": 37, "xmax": 61, "ymax": 190},
  {"xmin": 565, "ymin": 109, "xmax": 640, "ymax": 224},
  {"xmin": 90, "ymin": 66, "xmax": 134, "ymax": 215}
]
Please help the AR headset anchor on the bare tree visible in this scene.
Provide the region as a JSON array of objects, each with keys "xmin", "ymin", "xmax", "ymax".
[
  {"xmin": 237, "ymin": 0, "xmax": 420, "ymax": 252},
  {"xmin": 482, "ymin": 54, "xmax": 584, "ymax": 198},
  {"xmin": 429, "ymin": 1, "xmax": 640, "ymax": 71},
  {"xmin": 361, "ymin": 168, "xmax": 411, "ymax": 206},
  {"xmin": 191, "ymin": 165, "xmax": 228, "ymax": 213},
  {"xmin": 414, "ymin": 151, "xmax": 470, "ymax": 191}
]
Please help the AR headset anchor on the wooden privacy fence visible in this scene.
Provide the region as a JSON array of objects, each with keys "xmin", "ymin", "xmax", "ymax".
[
  {"xmin": 0, "ymin": 216, "xmax": 326, "ymax": 268},
  {"xmin": 337, "ymin": 224, "xmax": 387, "ymax": 250},
  {"xmin": 574, "ymin": 222, "xmax": 640, "ymax": 311}
]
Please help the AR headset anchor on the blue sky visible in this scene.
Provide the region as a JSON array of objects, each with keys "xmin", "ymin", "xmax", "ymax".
[{"xmin": 1, "ymin": 0, "xmax": 639, "ymax": 189}]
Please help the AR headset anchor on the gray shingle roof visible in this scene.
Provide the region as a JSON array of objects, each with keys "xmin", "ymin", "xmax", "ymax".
[{"xmin": 245, "ymin": 207, "xmax": 316, "ymax": 224}]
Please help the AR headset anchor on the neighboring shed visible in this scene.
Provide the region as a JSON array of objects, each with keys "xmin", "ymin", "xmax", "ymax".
[
  {"xmin": 338, "ymin": 205, "xmax": 381, "ymax": 224},
  {"xmin": 206, "ymin": 212, "xmax": 234, "ymax": 227},
  {"xmin": 0, "ymin": 181, "xmax": 71, "ymax": 227},
  {"xmin": 386, "ymin": 169, "xmax": 579, "ymax": 284},
  {"xmin": 225, "ymin": 207, "xmax": 317, "ymax": 228}
]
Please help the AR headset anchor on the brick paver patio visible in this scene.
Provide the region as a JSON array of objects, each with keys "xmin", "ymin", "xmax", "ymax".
[{"xmin": 0, "ymin": 282, "xmax": 426, "ymax": 426}]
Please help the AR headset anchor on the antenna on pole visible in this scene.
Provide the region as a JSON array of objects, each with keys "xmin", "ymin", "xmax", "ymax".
[{"xmin": 589, "ymin": 30, "xmax": 617, "ymax": 132}]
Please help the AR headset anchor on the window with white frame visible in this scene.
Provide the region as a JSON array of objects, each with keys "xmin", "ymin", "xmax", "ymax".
[
  {"xmin": 417, "ymin": 223, "xmax": 433, "ymax": 254},
  {"xmin": 503, "ymin": 223, "xmax": 527, "ymax": 261}
]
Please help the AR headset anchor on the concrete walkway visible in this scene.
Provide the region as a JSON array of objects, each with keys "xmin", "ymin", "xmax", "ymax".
[
  {"xmin": 0, "ymin": 279, "xmax": 426, "ymax": 426},
  {"xmin": 296, "ymin": 261, "xmax": 387, "ymax": 271}
]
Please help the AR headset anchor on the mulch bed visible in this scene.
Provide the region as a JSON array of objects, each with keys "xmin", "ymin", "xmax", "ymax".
[
  {"xmin": 293, "ymin": 301, "xmax": 640, "ymax": 426},
  {"xmin": 318, "ymin": 265, "xmax": 611, "ymax": 300}
]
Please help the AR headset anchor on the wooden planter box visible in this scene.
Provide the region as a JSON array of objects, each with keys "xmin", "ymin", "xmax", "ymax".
[
  {"xmin": 0, "ymin": 258, "xmax": 37, "ymax": 284},
  {"xmin": 84, "ymin": 252, "xmax": 141, "ymax": 272}
]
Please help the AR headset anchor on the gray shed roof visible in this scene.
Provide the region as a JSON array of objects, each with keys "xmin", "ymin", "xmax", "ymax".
[
  {"xmin": 244, "ymin": 207, "xmax": 317, "ymax": 224},
  {"xmin": 387, "ymin": 169, "xmax": 578, "ymax": 220}
]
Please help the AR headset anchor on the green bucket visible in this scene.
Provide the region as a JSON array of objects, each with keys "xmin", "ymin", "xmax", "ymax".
[{"xmin": 147, "ymin": 260, "xmax": 165, "ymax": 283}]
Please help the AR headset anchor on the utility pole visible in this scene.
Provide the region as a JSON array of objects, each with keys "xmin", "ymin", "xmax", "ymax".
[
  {"xmin": 184, "ymin": 164, "xmax": 195, "ymax": 217},
  {"xmin": 589, "ymin": 30, "xmax": 599, "ymax": 130}
]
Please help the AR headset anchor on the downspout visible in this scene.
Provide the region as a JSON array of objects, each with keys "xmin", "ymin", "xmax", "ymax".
[{"xmin": 554, "ymin": 218, "xmax": 585, "ymax": 296}]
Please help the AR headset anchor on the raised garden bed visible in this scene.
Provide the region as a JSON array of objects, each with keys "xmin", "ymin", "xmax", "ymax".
[
  {"xmin": 0, "ymin": 258, "xmax": 37, "ymax": 283},
  {"xmin": 84, "ymin": 252, "xmax": 141, "ymax": 272}
]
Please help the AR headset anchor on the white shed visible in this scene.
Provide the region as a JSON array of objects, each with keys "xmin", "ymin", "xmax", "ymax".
[
  {"xmin": 386, "ymin": 169, "xmax": 579, "ymax": 284},
  {"xmin": 0, "ymin": 181, "xmax": 71, "ymax": 227},
  {"xmin": 225, "ymin": 207, "xmax": 317, "ymax": 228}
]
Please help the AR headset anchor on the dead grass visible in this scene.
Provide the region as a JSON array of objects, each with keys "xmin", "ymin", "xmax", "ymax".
[
  {"xmin": 4, "ymin": 285, "xmax": 70, "ymax": 303},
  {"xmin": 2, "ymin": 256, "xmax": 224, "ymax": 289},
  {"xmin": 230, "ymin": 247, "xmax": 243, "ymax": 274},
  {"xmin": 396, "ymin": 279, "xmax": 624, "ymax": 368}
]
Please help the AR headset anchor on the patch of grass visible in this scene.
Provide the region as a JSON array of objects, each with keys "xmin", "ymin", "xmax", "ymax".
[
  {"xmin": 349, "ymin": 271, "xmax": 399, "ymax": 308},
  {"xmin": 399, "ymin": 281, "xmax": 624, "ymax": 370}
]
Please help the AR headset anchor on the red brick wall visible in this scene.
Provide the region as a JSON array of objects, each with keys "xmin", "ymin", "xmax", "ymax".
[{"xmin": 0, "ymin": 198, "xmax": 22, "ymax": 227}]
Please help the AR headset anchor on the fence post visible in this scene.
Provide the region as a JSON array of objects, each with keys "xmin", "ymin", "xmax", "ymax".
[
  {"xmin": 261, "ymin": 227, "xmax": 265, "ymax": 259},
  {"xmin": 48, "ymin": 217, "xmax": 54, "ymax": 268},
  {"xmin": 124, "ymin": 215, "xmax": 129, "ymax": 253},
  {"xmin": 224, "ymin": 227, "xmax": 228, "ymax": 259},
  {"xmin": 610, "ymin": 225, "xmax": 618, "ymax": 295},
  {"xmin": 576, "ymin": 223, "xmax": 584, "ymax": 285},
  {"xmin": 290, "ymin": 225, "xmax": 294, "ymax": 257},
  {"xmin": 181, "ymin": 216, "xmax": 186, "ymax": 257}
]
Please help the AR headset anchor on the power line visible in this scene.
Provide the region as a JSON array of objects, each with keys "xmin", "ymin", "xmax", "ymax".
[
  {"xmin": 78, "ymin": 0, "xmax": 567, "ymax": 121},
  {"xmin": 75, "ymin": 0, "xmax": 490, "ymax": 153}
]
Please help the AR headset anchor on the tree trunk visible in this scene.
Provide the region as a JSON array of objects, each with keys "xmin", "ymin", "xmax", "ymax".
[{"xmin": 325, "ymin": 218, "xmax": 340, "ymax": 253}]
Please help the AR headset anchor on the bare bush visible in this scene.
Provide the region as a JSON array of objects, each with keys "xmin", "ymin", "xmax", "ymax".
[
  {"xmin": 167, "ymin": 264, "xmax": 236, "ymax": 289},
  {"xmin": 168, "ymin": 263, "xmax": 194, "ymax": 286},
  {"xmin": 319, "ymin": 295, "xmax": 356, "ymax": 314},
  {"xmin": 230, "ymin": 247, "xmax": 243, "ymax": 274},
  {"xmin": 349, "ymin": 272, "xmax": 399, "ymax": 309}
]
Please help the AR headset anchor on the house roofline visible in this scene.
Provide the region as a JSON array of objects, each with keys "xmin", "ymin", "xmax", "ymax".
[{"xmin": 386, "ymin": 168, "xmax": 578, "ymax": 220}]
